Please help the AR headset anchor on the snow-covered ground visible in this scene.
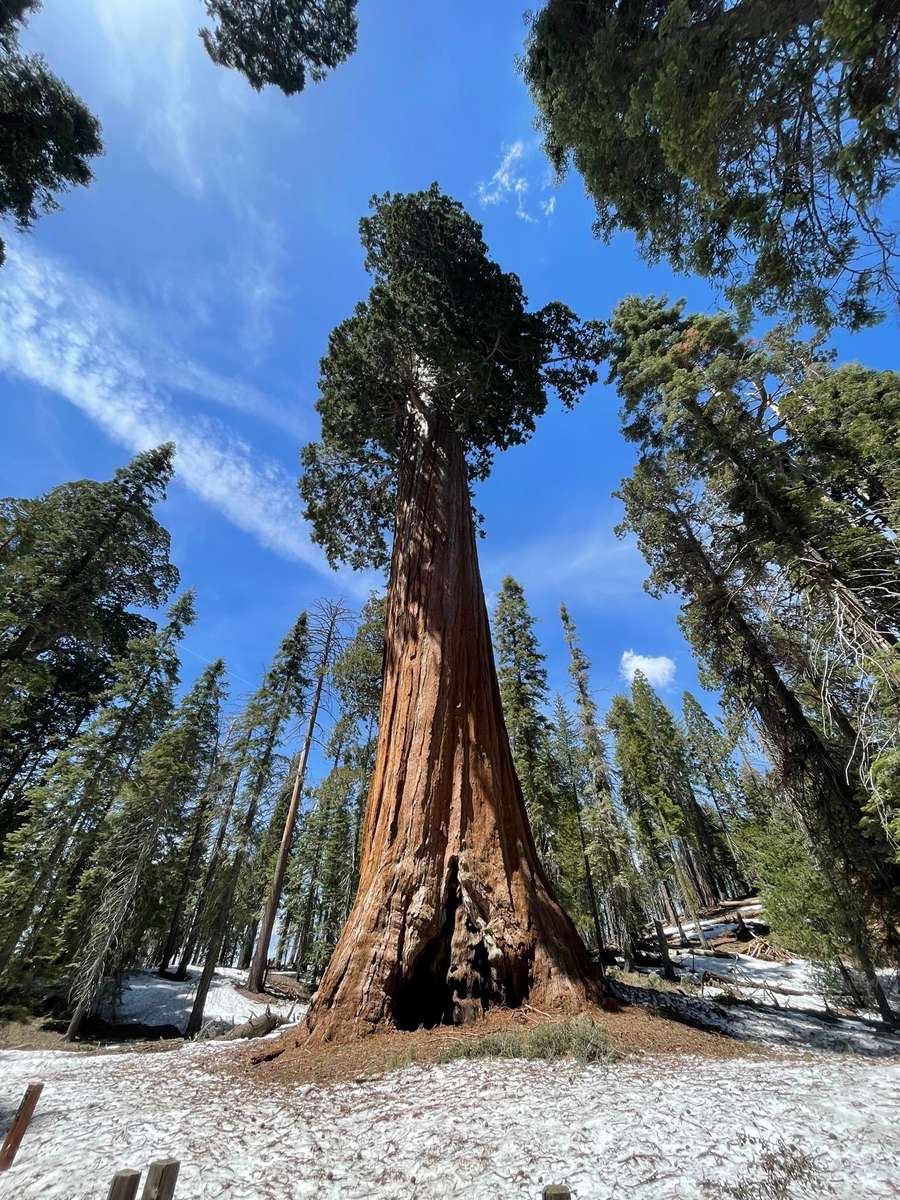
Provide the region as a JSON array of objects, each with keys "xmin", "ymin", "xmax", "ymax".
[
  {"xmin": 97, "ymin": 967, "xmax": 296, "ymax": 1033},
  {"xmin": 662, "ymin": 901, "xmax": 764, "ymax": 942},
  {"xmin": 614, "ymin": 978, "xmax": 900, "ymax": 1057},
  {"xmin": 1, "ymin": 1039, "xmax": 898, "ymax": 1199},
  {"xmin": 667, "ymin": 945, "xmax": 900, "ymax": 1017}
]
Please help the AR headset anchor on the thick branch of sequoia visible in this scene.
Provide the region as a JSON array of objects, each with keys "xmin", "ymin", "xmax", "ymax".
[{"xmin": 304, "ymin": 396, "xmax": 601, "ymax": 1042}]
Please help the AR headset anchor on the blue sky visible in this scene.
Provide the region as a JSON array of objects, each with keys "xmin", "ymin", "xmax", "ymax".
[{"xmin": 1, "ymin": 0, "xmax": 897, "ymax": 741}]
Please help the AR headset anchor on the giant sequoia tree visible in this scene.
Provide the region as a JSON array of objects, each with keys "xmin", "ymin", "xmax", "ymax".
[
  {"xmin": 299, "ymin": 185, "xmax": 605, "ymax": 1039},
  {"xmin": 524, "ymin": 0, "xmax": 900, "ymax": 328}
]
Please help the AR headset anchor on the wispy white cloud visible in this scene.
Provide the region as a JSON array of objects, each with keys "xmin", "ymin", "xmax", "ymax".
[
  {"xmin": 620, "ymin": 650, "xmax": 677, "ymax": 688},
  {"xmin": 0, "ymin": 245, "xmax": 347, "ymax": 583},
  {"xmin": 484, "ymin": 522, "xmax": 647, "ymax": 607},
  {"xmin": 94, "ymin": 0, "xmax": 209, "ymax": 198},
  {"xmin": 477, "ymin": 140, "xmax": 558, "ymax": 225},
  {"xmin": 88, "ymin": 0, "xmax": 286, "ymax": 357}
]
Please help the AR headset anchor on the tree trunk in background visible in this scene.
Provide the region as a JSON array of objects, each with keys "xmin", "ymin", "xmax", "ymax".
[
  {"xmin": 246, "ymin": 608, "xmax": 340, "ymax": 994},
  {"xmin": 303, "ymin": 399, "xmax": 600, "ymax": 1042}
]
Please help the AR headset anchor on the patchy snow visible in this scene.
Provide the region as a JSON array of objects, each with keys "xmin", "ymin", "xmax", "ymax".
[
  {"xmin": 1, "ymin": 1039, "xmax": 898, "ymax": 1199},
  {"xmin": 661, "ymin": 902, "xmax": 764, "ymax": 941},
  {"xmin": 97, "ymin": 968, "xmax": 296, "ymax": 1033},
  {"xmin": 612, "ymin": 980, "xmax": 900, "ymax": 1058},
  {"xmin": 667, "ymin": 947, "xmax": 900, "ymax": 1017}
]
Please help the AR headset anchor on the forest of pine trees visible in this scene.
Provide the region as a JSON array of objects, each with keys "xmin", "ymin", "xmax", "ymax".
[
  {"xmin": 3, "ymin": 431, "xmax": 895, "ymax": 1029},
  {"xmin": 1, "ymin": 0, "xmax": 898, "ymax": 1044}
]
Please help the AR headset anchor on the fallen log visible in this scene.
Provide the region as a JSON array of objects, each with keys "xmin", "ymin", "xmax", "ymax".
[{"xmin": 220, "ymin": 1008, "xmax": 283, "ymax": 1041}]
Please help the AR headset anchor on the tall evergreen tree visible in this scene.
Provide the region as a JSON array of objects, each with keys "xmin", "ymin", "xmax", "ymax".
[
  {"xmin": 524, "ymin": 0, "xmax": 900, "ymax": 328},
  {"xmin": 63, "ymin": 657, "xmax": 226, "ymax": 1039},
  {"xmin": 247, "ymin": 599, "xmax": 345, "ymax": 993},
  {"xmin": 200, "ymin": 0, "xmax": 357, "ymax": 95},
  {"xmin": 299, "ymin": 185, "xmax": 605, "ymax": 1040},
  {"xmin": 560, "ymin": 602, "xmax": 644, "ymax": 966},
  {"xmin": 616, "ymin": 455, "xmax": 898, "ymax": 1021},
  {"xmin": 492, "ymin": 577, "xmax": 557, "ymax": 867},
  {"xmin": 185, "ymin": 613, "xmax": 310, "ymax": 1031},
  {"xmin": 606, "ymin": 298, "xmax": 900, "ymax": 851},
  {"xmin": 546, "ymin": 693, "xmax": 606, "ymax": 956},
  {"xmin": 0, "ymin": 591, "xmax": 195, "ymax": 976},
  {"xmin": 0, "ymin": 445, "xmax": 180, "ymax": 834},
  {"xmin": 0, "ymin": 0, "xmax": 102, "ymax": 265},
  {"xmin": 681, "ymin": 691, "xmax": 747, "ymax": 882}
]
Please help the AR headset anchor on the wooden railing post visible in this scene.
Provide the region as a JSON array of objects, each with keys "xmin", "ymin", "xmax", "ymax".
[
  {"xmin": 107, "ymin": 1168, "xmax": 141, "ymax": 1200},
  {"xmin": 0, "ymin": 1079, "xmax": 44, "ymax": 1172},
  {"xmin": 141, "ymin": 1158, "xmax": 180, "ymax": 1200}
]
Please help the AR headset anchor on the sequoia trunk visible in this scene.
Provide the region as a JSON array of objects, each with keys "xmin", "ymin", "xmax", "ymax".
[{"xmin": 304, "ymin": 399, "xmax": 600, "ymax": 1041}]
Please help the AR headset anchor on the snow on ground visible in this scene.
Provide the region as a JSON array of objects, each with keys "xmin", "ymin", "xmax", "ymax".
[
  {"xmin": 98, "ymin": 968, "xmax": 296, "ymax": 1033},
  {"xmin": 666, "ymin": 946, "xmax": 899, "ymax": 1017},
  {"xmin": 661, "ymin": 901, "xmax": 763, "ymax": 941},
  {"xmin": 612, "ymin": 979, "xmax": 900, "ymax": 1057},
  {"xmin": 1, "ymin": 1039, "xmax": 898, "ymax": 1199}
]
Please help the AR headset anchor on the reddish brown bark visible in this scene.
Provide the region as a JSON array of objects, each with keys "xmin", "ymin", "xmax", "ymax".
[{"xmin": 304, "ymin": 399, "xmax": 601, "ymax": 1042}]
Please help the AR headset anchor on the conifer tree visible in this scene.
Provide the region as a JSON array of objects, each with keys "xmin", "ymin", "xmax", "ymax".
[
  {"xmin": 547, "ymin": 693, "xmax": 606, "ymax": 956},
  {"xmin": 607, "ymin": 691, "xmax": 687, "ymax": 962},
  {"xmin": 607, "ymin": 298, "xmax": 900, "ymax": 851},
  {"xmin": 630, "ymin": 673, "xmax": 725, "ymax": 918},
  {"xmin": 200, "ymin": 0, "xmax": 357, "ymax": 95},
  {"xmin": 0, "ymin": 591, "xmax": 195, "ymax": 976},
  {"xmin": 616, "ymin": 455, "xmax": 898, "ymax": 1021},
  {"xmin": 559, "ymin": 602, "xmax": 644, "ymax": 967},
  {"xmin": 606, "ymin": 298, "xmax": 899, "ymax": 665},
  {"xmin": 63, "ymin": 657, "xmax": 226, "ymax": 1039},
  {"xmin": 681, "ymin": 691, "xmax": 747, "ymax": 883},
  {"xmin": 247, "ymin": 599, "xmax": 345, "ymax": 992},
  {"xmin": 299, "ymin": 185, "xmax": 605, "ymax": 1039},
  {"xmin": 524, "ymin": 0, "xmax": 900, "ymax": 328},
  {"xmin": 185, "ymin": 613, "xmax": 310, "ymax": 1031},
  {"xmin": 492, "ymin": 577, "xmax": 557, "ymax": 867},
  {"xmin": 0, "ymin": 1, "xmax": 102, "ymax": 265},
  {"xmin": 0, "ymin": 446, "xmax": 179, "ymax": 834}
]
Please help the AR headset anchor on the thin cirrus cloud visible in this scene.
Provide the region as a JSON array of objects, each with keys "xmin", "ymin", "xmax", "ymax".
[
  {"xmin": 87, "ymin": 0, "xmax": 286, "ymax": 358},
  {"xmin": 477, "ymin": 140, "xmax": 557, "ymax": 226},
  {"xmin": 619, "ymin": 650, "xmax": 677, "ymax": 688},
  {"xmin": 0, "ymin": 243, "xmax": 354, "ymax": 586}
]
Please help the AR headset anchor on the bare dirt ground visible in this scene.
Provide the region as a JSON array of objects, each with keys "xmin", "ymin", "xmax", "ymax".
[{"xmin": 240, "ymin": 997, "xmax": 759, "ymax": 1088}]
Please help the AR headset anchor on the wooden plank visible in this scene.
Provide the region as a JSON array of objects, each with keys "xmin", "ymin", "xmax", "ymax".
[
  {"xmin": 0, "ymin": 1079, "xmax": 44, "ymax": 1172},
  {"xmin": 107, "ymin": 1168, "xmax": 141, "ymax": 1200},
  {"xmin": 141, "ymin": 1158, "xmax": 180, "ymax": 1200},
  {"xmin": 543, "ymin": 1188, "xmax": 572, "ymax": 1199}
]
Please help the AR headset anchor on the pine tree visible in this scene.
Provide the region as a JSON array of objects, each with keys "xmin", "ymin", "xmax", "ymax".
[
  {"xmin": 630, "ymin": 673, "xmax": 725, "ymax": 921},
  {"xmin": 524, "ymin": 1, "xmax": 900, "ymax": 328},
  {"xmin": 247, "ymin": 600, "xmax": 346, "ymax": 993},
  {"xmin": 185, "ymin": 613, "xmax": 311, "ymax": 1032},
  {"xmin": 299, "ymin": 185, "xmax": 604, "ymax": 1040},
  {"xmin": 546, "ymin": 694, "xmax": 606, "ymax": 956},
  {"xmin": 492, "ymin": 577, "xmax": 557, "ymax": 868},
  {"xmin": 681, "ymin": 691, "xmax": 747, "ymax": 885},
  {"xmin": 0, "ymin": 592, "xmax": 195, "ymax": 977},
  {"xmin": 559, "ymin": 602, "xmax": 644, "ymax": 967},
  {"xmin": 63, "ymin": 657, "xmax": 226, "ymax": 1039},
  {"xmin": 616, "ymin": 455, "xmax": 899, "ymax": 1021},
  {"xmin": 607, "ymin": 692, "xmax": 687, "ymax": 963},
  {"xmin": 0, "ymin": 1, "xmax": 102, "ymax": 266},
  {"xmin": 606, "ymin": 298, "xmax": 900, "ymax": 850},
  {"xmin": 0, "ymin": 446, "xmax": 180, "ymax": 835}
]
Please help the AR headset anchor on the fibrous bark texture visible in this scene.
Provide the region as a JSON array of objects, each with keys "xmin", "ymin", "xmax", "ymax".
[{"xmin": 304, "ymin": 400, "xmax": 600, "ymax": 1042}]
